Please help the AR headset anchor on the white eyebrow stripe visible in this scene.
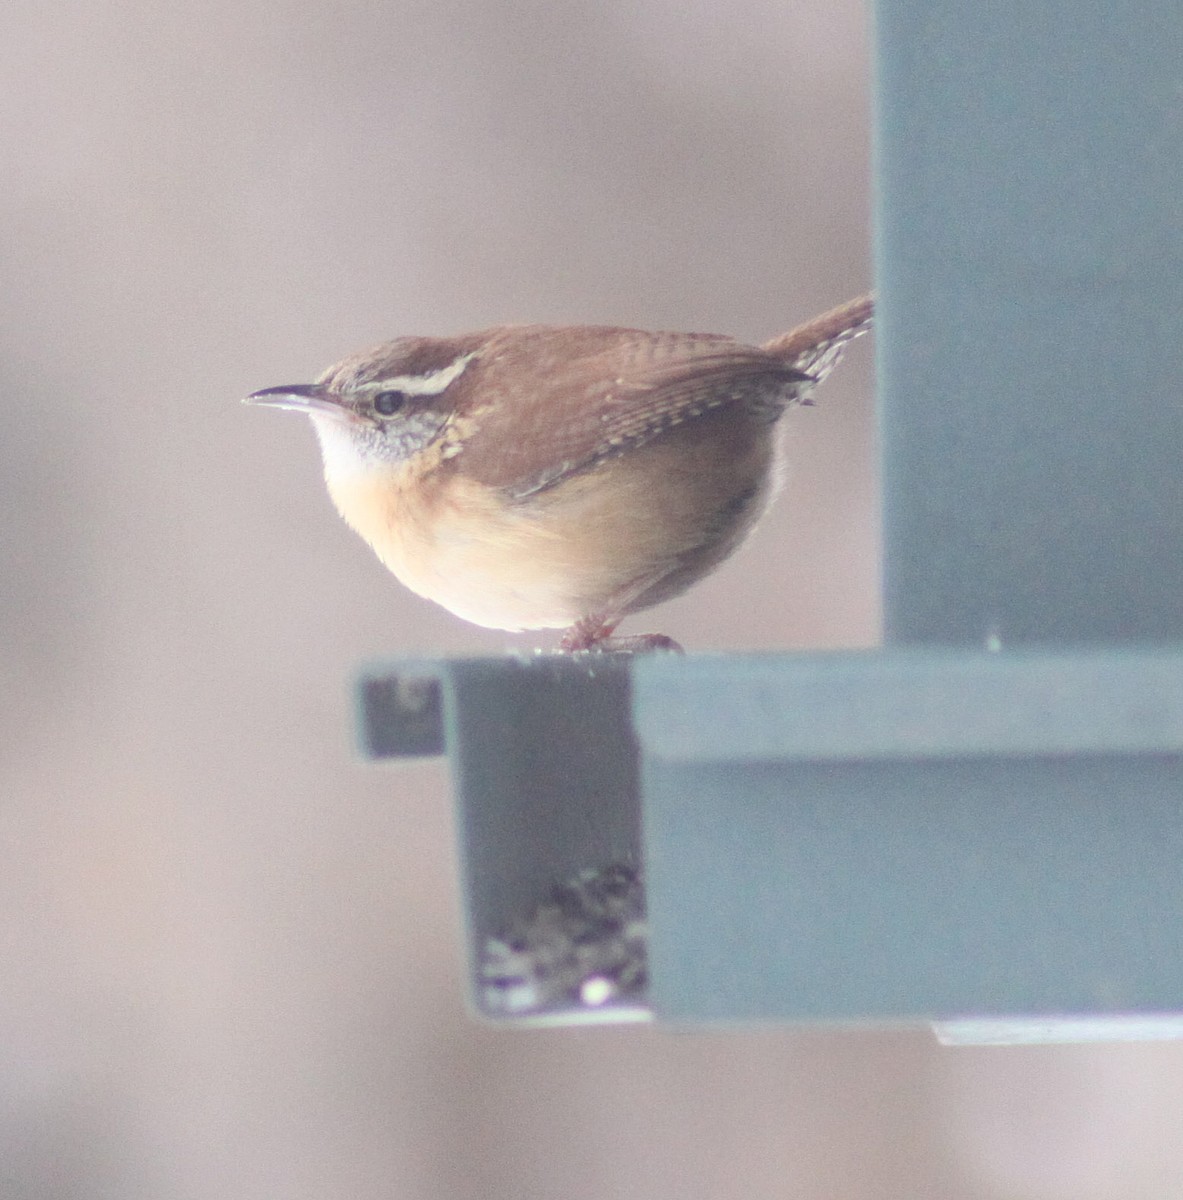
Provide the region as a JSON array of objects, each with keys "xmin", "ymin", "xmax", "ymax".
[{"xmin": 358, "ymin": 352, "xmax": 476, "ymax": 397}]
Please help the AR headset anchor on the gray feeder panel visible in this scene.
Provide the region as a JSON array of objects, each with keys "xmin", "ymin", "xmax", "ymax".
[
  {"xmin": 358, "ymin": 656, "xmax": 644, "ymax": 1023},
  {"xmin": 635, "ymin": 649, "xmax": 1183, "ymax": 1032},
  {"xmin": 875, "ymin": 0, "xmax": 1183, "ymax": 645},
  {"xmin": 358, "ymin": 648, "xmax": 1183, "ymax": 1037}
]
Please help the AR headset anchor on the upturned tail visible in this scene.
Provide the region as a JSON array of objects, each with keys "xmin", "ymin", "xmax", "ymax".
[{"xmin": 762, "ymin": 293, "xmax": 874, "ymax": 385}]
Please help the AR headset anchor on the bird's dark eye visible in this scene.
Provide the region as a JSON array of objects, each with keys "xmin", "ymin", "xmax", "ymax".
[{"xmin": 373, "ymin": 390, "xmax": 406, "ymax": 417}]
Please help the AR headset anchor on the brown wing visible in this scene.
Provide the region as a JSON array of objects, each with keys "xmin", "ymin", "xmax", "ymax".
[{"xmin": 448, "ymin": 325, "xmax": 810, "ymax": 498}]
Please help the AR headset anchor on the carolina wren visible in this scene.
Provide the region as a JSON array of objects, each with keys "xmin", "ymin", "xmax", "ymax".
[{"xmin": 246, "ymin": 294, "xmax": 872, "ymax": 651}]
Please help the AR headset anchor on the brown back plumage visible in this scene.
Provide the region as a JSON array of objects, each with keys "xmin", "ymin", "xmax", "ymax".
[{"xmin": 446, "ymin": 326, "xmax": 813, "ymax": 498}]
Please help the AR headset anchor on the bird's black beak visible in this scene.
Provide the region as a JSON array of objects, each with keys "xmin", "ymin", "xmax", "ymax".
[{"xmin": 243, "ymin": 383, "xmax": 347, "ymax": 416}]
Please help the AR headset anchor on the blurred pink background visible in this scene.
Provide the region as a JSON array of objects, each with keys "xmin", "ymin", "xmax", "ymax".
[{"xmin": 3, "ymin": 0, "xmax": 1182, "ymax": 1195}]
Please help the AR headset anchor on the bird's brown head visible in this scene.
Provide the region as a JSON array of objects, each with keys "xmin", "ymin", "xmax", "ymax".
[{"xmin": 245, "ymin": 335, "xmax": 485, "ymax": 475}]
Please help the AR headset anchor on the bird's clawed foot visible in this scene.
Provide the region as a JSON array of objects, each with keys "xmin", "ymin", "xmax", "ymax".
[{"xmin": 559, "ymin": 616, "xmax": 684, "ymax": 655}]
